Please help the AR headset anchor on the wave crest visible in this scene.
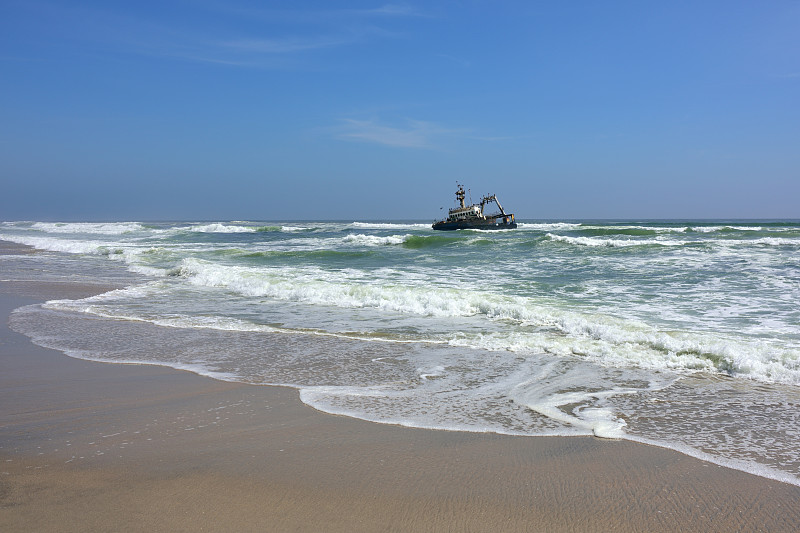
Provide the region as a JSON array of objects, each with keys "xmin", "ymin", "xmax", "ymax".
[
  {"xmin": 30, "ymin": 222, "xmax": 145, "ymax": 235},
  {"xmin": 171, "ymin": 258, "xmax": 800, "ymax": 385}
]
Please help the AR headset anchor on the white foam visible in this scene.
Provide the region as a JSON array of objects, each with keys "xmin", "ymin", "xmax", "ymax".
[
  {"xmin": 578, "ymin": 224, "xmax": 690, "ymax": 234},
  {"xmin": 351, "ymin": 222, "xmax": 429, "ymax": 230},
  {"xmin": 170, "ymin": 258, "xmax": 800, "ymax": 385},
  {"xmin": 749, "ymin": 237, "xmax": 799, "ymax": 246},
  {"xmin": 519, "ymin": 222, "xmax": 582, "ymax": 231},
  {"xmin": 418, "ymin": 365, "xmax": 446, "ymax": 380},
  {"xmin": 29, "ymin": 222, "xmax": 145, "ymax": 235},
  {"xmin": 509, "ymin": 364, "xmax": 670, "ymax": 439},
  {"xmin": 342, "ymin": 233, "xmax": 409, "ymax": 246},
  {"xmin": 0, "ymin": 233, "xmax": 126, "ymax": 256},
  {"xmin": 625, "ymin": 434, "xmax": 800, "ymax": 487},
  {"xmin": 188, "ymin": 223, "xmax": 259, "ymax": 233},
  {"xmin": 545, "ymin": 233, "xmax": 687, "ymax": 247},
  {"xmin": 693, "ymin": 225, "xmax": 764, "ymax": 233},
  {"xmin": 47, "ymin": 282, "xmax": 162, "ymax": 305}
]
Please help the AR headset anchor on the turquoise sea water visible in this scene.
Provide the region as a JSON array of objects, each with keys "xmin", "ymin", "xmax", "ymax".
[{"xmin": 2, "ymin": 220, "xmax": 799, "ymax": 485}]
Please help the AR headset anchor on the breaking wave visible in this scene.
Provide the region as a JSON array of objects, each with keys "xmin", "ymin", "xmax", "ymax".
[
  {"xmin": 545, "ymin": 233, "xmax": 684, "ymax": 248},
  {"xmin": 342, "ymin": 233, "xmax": 409, "ymax": 246},
  {"xmin": 29, "ymin": 222, "xmax": 146, "ymax": 235},
  {"xmin": 351, "ymin": 222, "xmax": 430, "ymax": 230},
  {"xmin": 188, "ymin": 223, "xmax": 266, "ymax": 233},
  {"xmin": 65, "ymin": 257, "xmax": 793, "ymax": 386}
]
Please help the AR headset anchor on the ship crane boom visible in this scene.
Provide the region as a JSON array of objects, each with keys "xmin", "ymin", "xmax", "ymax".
[
  {"xmin": 493, "ymin": 196, "xmax": 507, "ymax": 216},
  {"xmin": 480, "ymin": 194, "xmax": 506, "ymax": 216}
]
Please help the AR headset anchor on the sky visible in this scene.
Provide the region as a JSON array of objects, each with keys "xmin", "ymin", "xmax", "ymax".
[{"xmin": 1, "ymin": 0, "xmax": 799, "ymax": 221}]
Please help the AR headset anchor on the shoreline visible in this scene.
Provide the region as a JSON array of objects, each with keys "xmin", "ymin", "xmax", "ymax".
[{"xmin": 2, "ymin": 242, "xmax": 800, "ymax": 531}]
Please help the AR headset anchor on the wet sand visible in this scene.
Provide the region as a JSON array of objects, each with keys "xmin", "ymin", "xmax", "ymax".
[{"xmin": 1, "ymin": 242, "xmax": 799, "ymax": 531}]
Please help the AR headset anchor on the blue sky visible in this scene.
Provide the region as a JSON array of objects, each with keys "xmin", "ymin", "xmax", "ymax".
[{"xmin": 1, "ymin": 1, "xmax": 798, "ymax": 220}]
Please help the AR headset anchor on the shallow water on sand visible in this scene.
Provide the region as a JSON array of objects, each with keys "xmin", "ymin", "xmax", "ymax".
[{"xmin": 2, "ymin": 219, "xmax": 799, "ymax": 485}]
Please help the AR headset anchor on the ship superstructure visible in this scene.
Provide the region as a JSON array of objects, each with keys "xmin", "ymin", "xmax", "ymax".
[{"xmin": 432, "ymin": 184, "xmax": 517, "ymax": 230}]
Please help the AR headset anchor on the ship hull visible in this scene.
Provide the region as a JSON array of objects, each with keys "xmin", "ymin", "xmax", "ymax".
[{"xmin": 432, "ymin": 220, "xmax": 518, "ymax": 231}]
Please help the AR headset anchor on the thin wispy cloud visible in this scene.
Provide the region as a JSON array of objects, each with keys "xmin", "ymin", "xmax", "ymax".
[
  {"xmin": 206, "ymin": 2, "xmax": 425, "ymax": 23},
  {"xmin": 219, "ymin": 36, "xmax": 350, "ymax": 54},
  {"xmin": 353, "ymin": 4, "xmax": 426, "ymax": 17},
  {"xmin": 206, "ymin": 3, "xmax": 425, "ymax": 58},
  {"xmin": 335, "ymin": 118, "xmax": 465, "ymax": 149},
  {"xmin": 19, "ymin": 2, "xmax": 424, "ymax": 67}
]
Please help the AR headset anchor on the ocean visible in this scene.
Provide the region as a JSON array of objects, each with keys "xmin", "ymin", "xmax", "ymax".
[{"xmin": 1, "ymin": 220, "xmax": 799, "ymax": 485}]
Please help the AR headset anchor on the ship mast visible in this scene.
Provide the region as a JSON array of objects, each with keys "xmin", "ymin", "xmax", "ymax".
[{"xmin": 456, "ymin": 183, "xmax": 466, "ymax": 208}]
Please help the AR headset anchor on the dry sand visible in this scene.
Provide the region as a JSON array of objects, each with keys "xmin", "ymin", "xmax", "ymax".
[{"xmin": 1, "ymin": 241, "xmax": 799, "ymax": 531}]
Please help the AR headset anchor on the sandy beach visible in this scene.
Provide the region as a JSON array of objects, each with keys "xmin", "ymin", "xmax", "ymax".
[{"xmin": 2, "ymin": 242, "xmax": 799, "ymax": 532}]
